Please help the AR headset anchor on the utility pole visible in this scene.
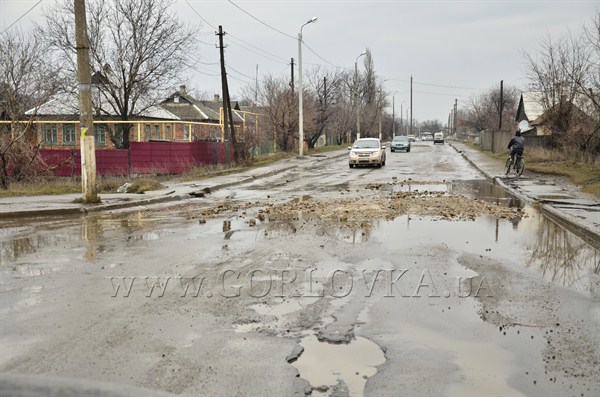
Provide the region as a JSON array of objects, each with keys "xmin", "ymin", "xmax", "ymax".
[
  {"xmin": 354, "ymin": 51, "xmax": 366, "ymax": 141},
  {"xmin": 74, "ymin": 0, "xmax": 97, "ymax": 203},
  {"xmin": 498, "ymin": 80, "xmax": 504, "ymax": 130},
  {"xmin": 355, "ymin": 61, "xmax": 360, "ymax": 140},
  {"xmin": 323, "ymin": 76, "xmax": 328, "ymax": 145},
  {"xmin": 255, "ymin": 64, "xmax": 258, "ymax": 105},
  {"xmin": 290, "ymin": 58, "xmax": 295, "ymax": 92},
  {"xmin": 392, "ymin": 96, "xmax": 396, "ymax": 138},
  {"xmin": 410, "ymin": 75, "xmax": 413, "ymax": 136},
  {"xmin": 453, "ymin": 98, "xmax": 458, "ymax": 136},
  {"xmin": 217, "ymin": 25, "xmax": 235, "ymax": 163},
  {"xmin": 400, "ymin": 102, "xmax": 403, "ymax": 136}
]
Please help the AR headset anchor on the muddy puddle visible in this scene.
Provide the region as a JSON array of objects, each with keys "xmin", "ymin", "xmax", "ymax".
[{"xmin": 292, "ymin": 334, "xmax": 386, "ymax": 397}]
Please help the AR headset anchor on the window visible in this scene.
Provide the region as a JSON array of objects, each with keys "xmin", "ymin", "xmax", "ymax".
[
  {"xmin": 184, "ymin": 124, "xmax": 191, "ymax": 141},
  {"xmin": 63, "ymin": 125, "xmax": 76, "ymax": 145},
  {"xmin": 165, "ymin": 125, "xmax": 171, "ymax": 141},
  {"xmin": 94, "ymin": 124, "xmax": 106, "ymax": 146},
  {"xmin": 145, "ymin": 125, "xmax": 151, "ymax": 141},
  {"xmin": 154, "ymin": 124, "xmax": 160, "ymax": 140},
  {"xmin": 43, "ymin": 124, "xmax": 58, "ymax": 145}
]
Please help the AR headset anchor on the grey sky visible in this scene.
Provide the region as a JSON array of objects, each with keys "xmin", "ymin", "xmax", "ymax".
[{"xmin": 1, "ymin": 0, "xmax": 598, "ymax": 124}]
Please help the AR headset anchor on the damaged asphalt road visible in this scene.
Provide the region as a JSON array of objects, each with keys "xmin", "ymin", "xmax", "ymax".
[{"xmin": 1, "ymin": 143, "xmax": 599, "ymax": 397}]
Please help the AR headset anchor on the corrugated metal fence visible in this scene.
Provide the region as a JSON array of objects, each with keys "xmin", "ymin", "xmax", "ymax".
[{"xmin": 40, "ymin": 141, "xmax": 234, "ymax": 177}]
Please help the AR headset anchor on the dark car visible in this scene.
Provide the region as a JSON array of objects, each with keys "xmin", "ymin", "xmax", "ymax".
[{"xmin": 390, "ymin": 136, "xmax": 411, "ymax": 152}]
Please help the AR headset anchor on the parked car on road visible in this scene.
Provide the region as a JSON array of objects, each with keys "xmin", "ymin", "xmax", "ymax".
[
  {"xmin": 390, "ymin": 136, "xmax": 411, "ymax": 152},
  {"xmin": 433, "ymin": 132, "xmax": 444, "ymax": 144},
  {"xmin": 348, "ymin": 138, "xmax": 386, "ymax": 168},
  {"xmin": 421, "ymin": 133, "xmax": 433, "ymax": 142}
]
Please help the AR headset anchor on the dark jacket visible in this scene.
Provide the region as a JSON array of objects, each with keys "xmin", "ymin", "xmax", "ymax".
[{"xmin": 508, "ymin": 135, "xmax": 525, "ymax": 151}]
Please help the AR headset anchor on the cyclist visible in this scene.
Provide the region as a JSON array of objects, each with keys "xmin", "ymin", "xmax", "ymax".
[{"xmin": 507, "ymin": 130, "xmax": 525, "ymax": 172}]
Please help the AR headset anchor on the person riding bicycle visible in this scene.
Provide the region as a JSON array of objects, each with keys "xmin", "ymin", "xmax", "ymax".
[{"xmin": 507, "ymin": 130, "xmax": 525, "ymax": 166}]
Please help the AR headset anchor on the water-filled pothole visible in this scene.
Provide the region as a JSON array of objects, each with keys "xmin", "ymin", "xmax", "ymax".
[{"xmin": 292, "ymin": 334, "xmax": 386, "ymax": 396}]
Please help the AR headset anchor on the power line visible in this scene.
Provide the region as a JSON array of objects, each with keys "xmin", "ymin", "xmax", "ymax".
[
  {"xmin": 413, "ymin": 90, "xmax": 467, "ymax": 97},
  {"xmin": 185, "ymin": 0, "xmax": 288, "ymax": 65},
  {"xmin": 225, "ymin": 0, "xmax": 296, "ymax": 40},
  {"xmin": 388, "ymin": 77, "xmax": 482, "ymax": 90},
  {"xmin": 184, "ymin": 0, "xmax": 217, "ymax": 30},
  {"xmin": 303, "ymin": 40, "xmax": 347, "ymax": 70},
  {"xmin": 226, "ymin": 64, "xmax": 255, "ymax": 81},
  {"xmin": 1, "ymin": 0, "xmax": 44, "ymax": 35},
  {"xmin": 227, "ymin": 34, "xmax": 288, "ymax": 65}
]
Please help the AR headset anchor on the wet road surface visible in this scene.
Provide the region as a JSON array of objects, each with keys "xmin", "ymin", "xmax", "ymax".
[{"xmin": 1, "ymin": 142, "xmax": 599, "ymax": 397}]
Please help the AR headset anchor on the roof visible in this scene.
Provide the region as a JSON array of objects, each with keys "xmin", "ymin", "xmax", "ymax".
[
  {"xmin": 520, "ymin": 92, "xmax": 545, "ymax": 122},
  {"xmin": 160, "ymin": 91, "xmax": 243, "ymax": 123},
  {"xmin": 25, "ymin": 91, "xmax": 180, "ymax": 120}
]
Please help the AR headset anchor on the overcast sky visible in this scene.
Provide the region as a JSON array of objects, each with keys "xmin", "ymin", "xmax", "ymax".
[{"xmin": 1, "ymin": 0, "xmax": 598, "ymax": 123}]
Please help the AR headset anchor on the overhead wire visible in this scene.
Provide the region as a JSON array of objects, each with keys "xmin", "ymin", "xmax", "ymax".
[
  {"xmin": 1, "ymin": 0, "xmax": 44, "ymax": 35},
  {"xmin": 225, "ymin": 0, "xmax": 296, "ymax": 40}
]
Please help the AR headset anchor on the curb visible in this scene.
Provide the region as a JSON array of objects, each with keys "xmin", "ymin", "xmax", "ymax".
[{"xmin": 450, "ymin": 142, "xmax": 599, "ymax": 243}]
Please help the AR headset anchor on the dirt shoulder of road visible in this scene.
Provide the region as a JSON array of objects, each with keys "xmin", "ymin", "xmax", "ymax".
[
  {"xmin": 0, "ymin": 147, "xmax": 346, "ymax": 198},
  {"xmin": 463, "ymin": 142, "xmax": 600, "ymax": 199}
]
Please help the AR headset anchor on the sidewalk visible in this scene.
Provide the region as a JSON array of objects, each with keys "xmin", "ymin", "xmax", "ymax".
[
  {"xmin": 450, "ymin": 141, "xmax": 600, "ymax": 244},
  {"xmin": 0, "ymin": 150, "xmax": 347, "ymax": 219}
]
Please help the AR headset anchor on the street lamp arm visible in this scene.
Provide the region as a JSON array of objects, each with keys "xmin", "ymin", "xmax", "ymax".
[{"xmin": 301, "ymin": 16, "xmax": 318, "ymax": 33}]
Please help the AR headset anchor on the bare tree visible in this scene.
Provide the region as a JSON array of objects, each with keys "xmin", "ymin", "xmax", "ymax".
[
  {"xmin": 304, "ymin": 66, "xmax": 346, "ymax": 148},
  {"xmin": 525, "ymin": 33, "xmax": 589, "ymax": 130},
  {"xmin": 359, "ymin": 49, "xmax": 381, "ymax": 137},
  {"xmin": 462, "ymin": 85, "xmax": 520, "ymax": 133},
  {"xmin": 420, "ymin": 120, "xmax": 443, "ymax": 132},
  {"xmin": 258, "ymin": 75, "xmax": 298, "ymax": 152},
  {"xmin": 0, "ymin": 29, "xmax": 62, "ymax": 188},
  {"xmin": 39, "ymin": 0, "xmax": 200, "ymax": 149}
]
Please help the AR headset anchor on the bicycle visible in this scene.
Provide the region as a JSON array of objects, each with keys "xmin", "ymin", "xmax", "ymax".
[{"xmin": 505, "ymin": 153, "xmax": 525, "ymax": 176}]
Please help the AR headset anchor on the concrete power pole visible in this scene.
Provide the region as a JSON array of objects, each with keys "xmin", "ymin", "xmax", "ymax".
[
  {"xmin": 74, "ymin": 0, "xmax": 98, "ymax": 203},
  {"xmin": 453, "ymin": 98, "xmax": 458, "ymax": 136},
  {"xmin": 410, "ymin": 75, "xmax": 413, "ymax": 136},
  {"xmin": 498, "ymin": 80, "xmax": 504, "ymax": 130}
]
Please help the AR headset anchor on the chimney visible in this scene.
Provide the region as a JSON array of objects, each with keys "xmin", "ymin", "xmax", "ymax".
[
  {"xmin": 214, "ymin": 94, "xmax": 220, "ymax": 101},
  {"xmin": 179, "ymin": 85, "xmax": 186, "ymax": 94}
]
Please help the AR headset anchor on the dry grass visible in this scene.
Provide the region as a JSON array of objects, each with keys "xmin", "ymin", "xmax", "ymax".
[{"xmin": 524, "ymin": 147, "xmax": 600, "ymax": 198}]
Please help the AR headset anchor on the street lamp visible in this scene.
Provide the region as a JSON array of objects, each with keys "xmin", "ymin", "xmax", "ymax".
[
  {"xmin": 354, "ymin": 50, "xmax": 366, "ymax": 140},
  {"xmin": 391, "ymin": 92, "xmax": 401, "ymax": 138},
  {"xmin": 298, "ymin": 16, "xmax": 318, "ymax": 157},
  {"xmin": 378, "ymin": 77, "xmax": 388, "ymax": 140}
]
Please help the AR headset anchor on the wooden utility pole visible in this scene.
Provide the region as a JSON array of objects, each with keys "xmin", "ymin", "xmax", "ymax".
[
  {"xmin": 217, "ymin": 25, "xmax": 236, "ymax": 163},
  {"xmin": 74, "ymin": 0, "xmax": 98, "ymax": 202}
]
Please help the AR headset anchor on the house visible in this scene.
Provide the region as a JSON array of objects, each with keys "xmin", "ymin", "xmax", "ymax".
[
  {"xmin": 19, "ymin": 90, "xmax": 182, "ymax": 149},
  {"xmin": 160, "ymin": 85, "xmax": 244, "ymax": 141},
  {"xmin": 516, "ymin": 91, "xmax": 597, "ymax": 137},
  {"xmin": 515, "ymin": 92, "xmax": 548, "ymax": 136}
]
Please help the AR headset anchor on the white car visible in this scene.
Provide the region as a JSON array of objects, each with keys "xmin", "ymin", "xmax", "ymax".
[
  {"xmin": 433, "ymin": 132, "xmax": 444, "ymax": 144},
  {"xmin": 348, "ymin": 138, "xmax": 386, "ymax": 168}
]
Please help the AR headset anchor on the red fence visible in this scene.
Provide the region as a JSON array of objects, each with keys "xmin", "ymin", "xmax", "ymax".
[{"xmin": 40, "ymin": 141, "xmax": 234, "ymax": 177}]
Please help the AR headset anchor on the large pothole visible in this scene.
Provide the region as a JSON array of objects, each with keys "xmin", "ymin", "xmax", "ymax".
[{"xmin": 291, "ymin": 334, "xmax": 386, "ymax": 397}]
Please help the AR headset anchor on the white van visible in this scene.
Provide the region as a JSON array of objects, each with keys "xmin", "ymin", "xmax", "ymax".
[{"xmin": 433, "ymin": 132, "xmax": 444, "ymax": 144}]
